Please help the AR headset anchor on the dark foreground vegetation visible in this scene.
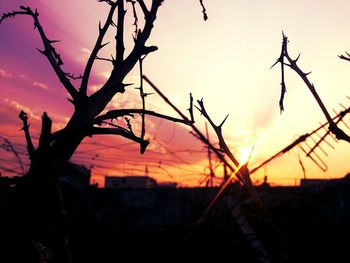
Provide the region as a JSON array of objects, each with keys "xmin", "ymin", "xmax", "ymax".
[{"xmin": 1, "ymin": 176, "xmax": 350, "ymax": 263}]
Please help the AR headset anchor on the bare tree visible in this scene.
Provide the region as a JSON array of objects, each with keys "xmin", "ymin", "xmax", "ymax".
[{"xmin": 0, "ymin": 1, "xmax": 201, "ymax": 188}]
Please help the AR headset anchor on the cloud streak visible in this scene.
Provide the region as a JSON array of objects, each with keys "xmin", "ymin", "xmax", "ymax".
[{"xmin": 33, "ymin": 81, "xmax": 49, "ymax": 90}]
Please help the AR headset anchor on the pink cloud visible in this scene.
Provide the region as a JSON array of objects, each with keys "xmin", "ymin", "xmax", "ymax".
[
  {"xmin": 0, "ymin": 68, "xmax": 13, "ymax": 78},
  {"xmin": 33, "ymin": 81, "xmax": 49, "ymax": 90}
]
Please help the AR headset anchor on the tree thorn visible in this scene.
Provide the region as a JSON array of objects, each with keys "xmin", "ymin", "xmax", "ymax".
[
  {"xmin": 271, "ymin": 59, "xmax": 280, "ymax": 69},
  {"xmin": 293, "ymin": 53, "xmax": 301, "ymax": 63},
  {"xmin": 67, "ymin": 98, "xmax": 75, "ymax": 105},
  {"xmin": 219, "ymin": 114, "xmax": 229, "ymax": 127},
  {"xmin": 100, "ymin": 42, "xmax": 110, "ymax": 49},
  {"xmin": 36, "ymin": 48, "xmax": 46, "ymax": 55}
]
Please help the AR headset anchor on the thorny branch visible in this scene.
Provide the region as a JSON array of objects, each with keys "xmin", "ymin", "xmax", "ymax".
[
  {"xmin": 88, "ymin": 0, "xmax": 162, "ymax": 112},
  {"xmin": 65, "ymin": 72, "xmax": 83, "ymax": 80},
  {"xmin": 142, "ymin": 75, "xmax": 243, "ymax": 183},
  {"xmin": 0, "ymin": 6, "xmax": 80, "ymax": 102},
  {"xmin": 127, "ymin": 0, "xmax": 138, "ymax": 35},
  {"xmin": 188, "ymin": 93, "xmax": 195, "ymax": 122},
  {"xmin": 142, "ymin": 77, "xmax": 284, "ymax": 247},
  {"xmin": 91, "ymin": 127, "xmax": 149, "ymax": 154},
  {"xmin": 196, "ymin": 99, "xmax": 240, "ymax": 167},
  {"xmin": 93, "ymin": 109, "xmax": 192, "ymax": 125},
  {"xmin": 271, "ymin": 34, "xmax": 286, "ymax": 112},
  {"xmin": 138, "ymin": 58, "xmax": 147, "ymax": 143},
  {"xmin": 18, "ymin": 110, "xmax": 35, "ymax": 158},
  {"xmin": 116, "ymin": 0, "xmax": 126, "ymax": 67},
  {"xmin": 339, "ymin": 51, "xmax": 350, "ymax": 62},
  {"xmin": 80, "ymin": 2, "xmax": 118, "ymax": 95},
  {"xmin": 199, "ymin": 0, "xmax": 208, "ymax": 21},
  {"xmin": 273, "ymin": 33, "xmax": 350, "ymax": 143}
]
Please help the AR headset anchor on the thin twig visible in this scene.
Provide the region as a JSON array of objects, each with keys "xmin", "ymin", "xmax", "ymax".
[
  {"xmin": 138, "ymin": 58, "xmax": 146, "ymax": 142},
  {"xmin": 199, "ymin": 0, "xmax": 208, "ymax": 21}
]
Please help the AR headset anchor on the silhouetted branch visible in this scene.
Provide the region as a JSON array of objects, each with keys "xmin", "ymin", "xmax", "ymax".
[
  {"xmin": 95, "ymin": 56, "xmax": 115, "ymax": 63},
  {"xmin": 138, "ymin": 58, "xmax": 146, "ymax": 143},
  {"xmin": 271, "ymin": 32, "xmax": 287, "ymax": 112},
  {"xmin": 0, "ymin": 10, "xmax": 27, "ymax": 24},
  {"xmin": 339, "ymin": 51, "xmax": 350, "ymax": 62},
  {"xmin": 274, "ymin": 33, "xmax": 350, "ymax": 143},
  {"xmin": 188, "ymin": 93, "xmax": 194, "ymax": 123},
  {"xmin": 124, "ymin": 117, "xmax": 134, "ymax": 134},
  {"xmin": 199, "ymin": 0, "xmax": 208, "ymax": 21},
  {"xmin": 91, "ymin": 127, "xmax": 149, "ymax": 154},
  {"xmin": 0, "ymin": 136, "xmax": 26, "ymax": 176},
  {"xmin": 101, "ymin": 120, "xmax": 131, "ymax": 132},
  {"xmin": 123, "ymin": 0, "xmax": 163, "ymax": 72},
  {"xmin": 136, "ymin": 0, "xmax": 149, "ymax": 17},
  {"xmin": 98, "ymin": 0, "xmax": 114, "ymax": 5},
  {"xmin": 64, "ymin": 72, "xmax": 83, "ymax": 80},
  {"xmin": 116, "ymin": 0, "xmax": 126, "ymax": 67},
  {"xmin": 93, "ymin": 109, "xmax": 192, "ymax": 125},
  {"xmin": 127, "ymin": 0, "xmax": 138, "ymax": 35},
  {"xmin": 18, "ymin": 110, "xmax": 35, "ymax": 158},
  {"xmin": 1, "ymin": 6, "xmax": 80, "ymax": 101},
  {"xmin": 88, "ymin": 0, "xmax": 161, "ymax": 114},
  {"xmin": 80, "ymin": 2, "xmax": 118, "ymax": 95},
  {"xmin": 196, "ymin": 99, "xmax": 240, "ymax": 167},
  {"xmin": 38, "ymin": 112, "xmax": 52, "ymax": 152},
  {"xmin": 143, "ymin": 75, "xmax": 243, "ymax": 183}
]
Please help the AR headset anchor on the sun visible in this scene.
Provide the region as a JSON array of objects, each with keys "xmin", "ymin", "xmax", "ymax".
[{"xmin": 238, "ymin": 146, "xmax": 254, "ymax": 165}]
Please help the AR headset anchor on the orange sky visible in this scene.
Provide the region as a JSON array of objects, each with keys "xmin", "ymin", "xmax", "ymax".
[{"xmin": 0, "ymin": 0, "xmax": 349, "ymax": 187}]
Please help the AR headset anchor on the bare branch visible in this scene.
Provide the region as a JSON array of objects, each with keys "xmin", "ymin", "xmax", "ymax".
[
  {"xmin": 274, "ymin": 33, "xmax": 350, "ymax": 143},
  {"xmin": 98, "ymin": 0, "xmax": 114, "ymax": 5},
  {"xmin": 115, "ymin": 0, "xmax": 126, "ymax": 67},
  {"xmin": 198, "ymin": 0, "xmax": 208, "ymax": 21},
  {"xmin": 1, "ymin": 6, "xmax": 80, "ymax": 101},
  {"xmin": 188, "ymin": 93, "xmax": 195, "ymax": 122},
  {"xmin": 80, "ymin": 2, "xmax": 118, "ymax": 95},
  {"xmin": 124, "ymin": 117, "xmax": 134, "ymax": 134},
  {"xmin": 138, "ymin": 58, "xmax": 146, "ymax": 143},
  {"xmin": 123, "ymin": 0, "xmax": 163, "ymax": 73},
  {"xmin": 271, "ymin": 32, "xmax": 287, "ymax": 112},
  {"xmin": 136, "ymin": 0, "xmax": 149, "ymax": 17},
  {"xmin": 38, "ymin": 112, "xmax": 52, "ymax": 152},
  {"xmin": 0, "ymin": 10, "xmax": 27, "ymax": 24},
  {"xmin": 88, "ymin": 0, "xmax": 162, "ymax": 115},
  {"xmin": 95, "ymin": 56, "xmax": 115, "ymax": 63},
  {"xmin": 18, "ymin": 110, "xmax": 35, "ymax": 158},
  {"xmin": 339, "ymin": 51, "xmax": 350, "ymax": 62},
  {"xmin": 91, "ymin": 127, "xmax": 149, "ymax": 154},
  {"xmin": 127, "ymin": 0, "xmax": 138, "ymax": 35},
  {"xmin": 93, "ymin": 109, "xmax": 193, "ymax": 125},
  {"xmin": 64, "ymin": 72, "xmax": 83, "ymax": 80},
  {"xmin": 143, "ymin": 75, "xmax": 245, "ymax": 183},
  {"xmin": 196, "ymin": 99, "xmax": 240, "ymax": 167}
]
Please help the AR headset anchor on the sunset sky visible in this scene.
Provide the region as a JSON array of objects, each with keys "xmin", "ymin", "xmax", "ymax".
[{"xmin": 0, "ymin": 0, "xmax": 349, "ymax": 187}]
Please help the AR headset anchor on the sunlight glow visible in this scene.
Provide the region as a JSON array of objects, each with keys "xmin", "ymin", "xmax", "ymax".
[{"xmin": 239, "ymin": 146, "xmax": 254, "ymax": 164}]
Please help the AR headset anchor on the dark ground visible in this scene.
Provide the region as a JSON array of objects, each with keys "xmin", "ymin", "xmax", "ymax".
[{"xmin": 1, "ymin": 178, "xmax": 350, "ymax": 263}]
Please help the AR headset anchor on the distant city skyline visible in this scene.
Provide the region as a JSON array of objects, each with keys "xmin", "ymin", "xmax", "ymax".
[{"xmin": 0, "ymin": 0, "xmax": 349, "ymax": 186}]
